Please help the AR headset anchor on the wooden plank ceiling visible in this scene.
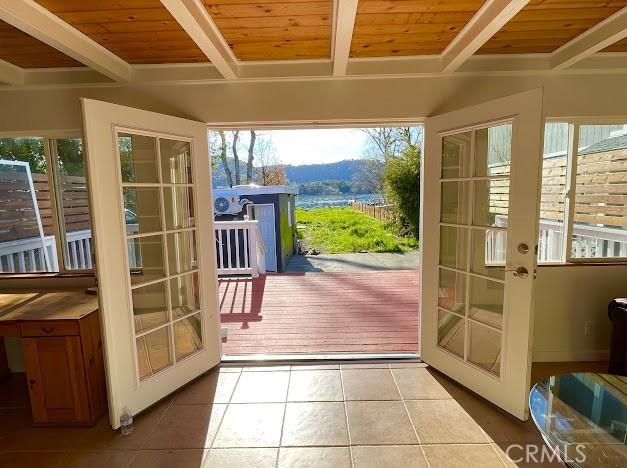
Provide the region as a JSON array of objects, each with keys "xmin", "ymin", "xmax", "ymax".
[
  {"xmin": 0, "ymin": 20, "xmax": 81, "ymax": 68},
  {"xmin": 350, "ymin": 0, "xmax": 486, "ymax": 57},
  {"xmin": 203, "ymin": 0, "xmax": 333, "ymax": 61},
  {"xmin": 34, "ymin": 0, "xmax": 209, "ymax": 64},
  {"xmin": 479, "ymin": 0, "xmax": 627, "ymax": 54},
  {"xmin": 604, "ymin": 37, "xmax": 627, "ymax": 51}
]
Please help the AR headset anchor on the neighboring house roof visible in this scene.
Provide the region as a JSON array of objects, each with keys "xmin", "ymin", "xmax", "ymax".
[{"xmin": 579, "ymin": 133, "xmax": 627, "ymax": 155}]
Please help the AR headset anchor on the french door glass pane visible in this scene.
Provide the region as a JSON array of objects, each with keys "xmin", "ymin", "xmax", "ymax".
[
  {"xmin": 471, "ymin": 229, "xmax": 506, "ymax": 280},
  {"xmin": 439, "ymin": 226, "xmax": 467, "ymax": 270},
  {"xmin": 136, "ymin": 327, "xmax": 173, "ymax": 381},
  {"xmin": 474, "ymin": 124, "xmax": 512, "ymax": 177},
  {"xmin": 167, "ymin": 230, "xmax": 197, "ymax": 275},
  {"xmin": 123, "ymin": 187, "xmax": 162, "ymax": 235},
  {"xmin": 128, "ymin": 235, "xmax": 166, "ymax": 285},
  {"xmin": 441, "ymin": 132, "xmax": 471, "ymax": 178},
  {"xmin": 170, "ymin": 273, "xmax": 200, "ymax": 318},
  {"xmin": 160, "ymin": 139, "xmax": 192, "ymax": 184},
  {"xmin": 438, "ymin": 310, "xmax": 465, "ymax": 359},
  {"xmin": 473, "ymin": 180, "xmax": 509, "ymax": 227},
  {"xmin": 438, "ymin": 268, "xmax": 465, "ymax": 314},
  {"xmin": 164, "ymin": 187, "xmax": 195, "ymax": 230},
  {"xmin": 468, "ymin": 322, "xmax": 501, "ymax": 377},
  {"xmin": 174, "ymin": 313, "xmax": 203, "ymax": 361},
  {"xmin": 132, "ymin": 281, "xmax": 169, "ymax": 333},
  {"xmin": 118, "ymin": 134, "xmax": 159, "ymax": 183},
  {"xmin": 469, "ymin": 276, "xmax": 504, "ymax": 330},
  {"xmin": 441, "ymin": 181, "xmax": 469, "ymax": 224}
]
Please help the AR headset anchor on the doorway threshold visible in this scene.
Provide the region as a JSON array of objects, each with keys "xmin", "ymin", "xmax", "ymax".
[{"xmin": 221, "ymin": 352, "xmax": 422, "ymax": 365}]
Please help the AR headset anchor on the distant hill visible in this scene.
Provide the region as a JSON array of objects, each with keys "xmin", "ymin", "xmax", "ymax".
[{"xmin": 212, "ymin": 158, "xmax": 371, "ymax": 188}]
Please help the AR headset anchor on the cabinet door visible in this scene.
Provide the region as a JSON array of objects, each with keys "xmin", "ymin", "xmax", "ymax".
[{"xmin": 22, "ymin": 336, "xmax": 91, "ymax": 425}]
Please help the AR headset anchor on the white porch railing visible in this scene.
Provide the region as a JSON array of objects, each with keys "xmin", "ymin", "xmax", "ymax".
[{"xmin": 215, "ymin": 220, "xmax": 266, "ymax": 278}]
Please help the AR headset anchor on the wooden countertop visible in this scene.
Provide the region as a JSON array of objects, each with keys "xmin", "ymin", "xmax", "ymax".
[{"xmin": 0, "ymin": 291, "xmax": 98, "ymax": 321}]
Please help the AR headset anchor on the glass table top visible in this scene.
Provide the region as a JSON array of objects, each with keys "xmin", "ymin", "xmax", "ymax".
[{"xmin": 530, "ymin": 373, "xmax": 627, "ymax": 467}]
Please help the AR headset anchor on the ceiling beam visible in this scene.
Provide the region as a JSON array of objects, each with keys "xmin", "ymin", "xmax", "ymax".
[
  {"xmin": 551, "ymin": 7, "xmax": 627, "ymax": 70},
  {"xmin": 0, "ymin": 0, "xmax": 132, "ymax": 82},
  {"xmin": 332, "ymin": 0, "xmax": 359, "ymax": 76},
  {"xmin": 0, "ymin": 59, "xmax": 24, "ymax": 86},
  {"xmin": 441, "ymin": 0, "xmax": 528, "ymax": 73},
  {"xmin": 161, "ymin": 0, "xmax": 238, "ymax": 80}
]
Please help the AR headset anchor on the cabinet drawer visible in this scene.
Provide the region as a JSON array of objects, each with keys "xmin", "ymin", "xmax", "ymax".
[
  {"xmin": 20, "ymin": 320, "xmax": 79, "ymax": 337},
  {"xmin": 0, "ymin": 322, "xmax": 20, "ymax": 337}
]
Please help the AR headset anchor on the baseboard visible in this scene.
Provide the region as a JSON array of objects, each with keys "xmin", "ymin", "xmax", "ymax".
[{"xmin": 533, "ymin": 348, "xmax": 609, "ymax": 362}]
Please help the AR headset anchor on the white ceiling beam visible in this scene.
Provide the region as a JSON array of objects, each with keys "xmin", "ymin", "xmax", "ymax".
[
  {"xmin": 441, "ymin": 0, "xmax": 528, "ymax": 73},
  {"xmin": 551, "ymin": 7, "xmax": 627, "ymax": 70},
  {"xmin": 0, "ymin": 59, "xmax": 24, "ymax": 86},
  {"xmin": 160, "ymin": 0, "xmax": 238, "ymax": 80},
  {"xmin": 0, "ymin": 0, "xmax": 132, "ymax": 82},
  {"xmin": 332, "ymin": 0, "xmax": 359, "ymax": 76}
]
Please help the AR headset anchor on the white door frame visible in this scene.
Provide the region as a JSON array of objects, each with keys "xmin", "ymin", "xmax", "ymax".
[
  {"xmin": 251, "ymin": 203, "xmax": 277, "ymax": 272},
  {"xmin": 420, "ymin": 89, "xmax": 544, "ymax": 420},
  {"xmin": 82, "ymin": 99, "xmax": 221, "ymax": 428}
]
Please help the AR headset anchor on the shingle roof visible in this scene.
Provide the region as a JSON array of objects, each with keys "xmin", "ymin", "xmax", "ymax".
[{"xmin": 579, "ymin": 133, "xmax": 627, "ymax": 155}]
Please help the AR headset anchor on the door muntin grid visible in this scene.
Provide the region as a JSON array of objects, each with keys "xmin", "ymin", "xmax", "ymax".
[
  {"xmin": 116, "ymin": 130, "xmax": 204, "ymax": 384},
  {"xmin": 437, "ymin": 123, "xmax": 512, "ymax": 379}
]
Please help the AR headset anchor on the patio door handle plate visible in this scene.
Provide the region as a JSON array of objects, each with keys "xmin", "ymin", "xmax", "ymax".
[{"xmin": 505, "ymin": 266, "xmax": 529, "ymax": 278}]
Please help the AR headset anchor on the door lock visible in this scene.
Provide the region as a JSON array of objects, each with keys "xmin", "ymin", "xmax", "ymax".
[{"xmin": 517, "ymin": 243, "xmax": 529, "ymax": 254}]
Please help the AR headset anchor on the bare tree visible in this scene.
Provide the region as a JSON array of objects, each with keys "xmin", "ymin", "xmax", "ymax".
[
  {"xmin": 232, "ymin": 130, "xmax": 241, "ymax": 185},
  {"xmin": 215, "ymin": 131, "xmax": 233, "ymax": 187},
  {"xmin": 246, "ymin": 130, "xmax": 256, "ymax": 184}
]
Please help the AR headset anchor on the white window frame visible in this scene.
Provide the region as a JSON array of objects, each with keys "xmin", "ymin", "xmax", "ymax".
[
  {"xmin": 542, "ymin": 118, "xmax": 627, "ymax": 264},
  {"xmin": 0, "ymin": 131, "xmax": 93, "ymax": 274}
]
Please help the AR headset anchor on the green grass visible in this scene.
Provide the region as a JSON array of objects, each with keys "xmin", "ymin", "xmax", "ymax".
[{"xmin": 295, "ymin": 207, "xmax": 419, "ymax": 254}]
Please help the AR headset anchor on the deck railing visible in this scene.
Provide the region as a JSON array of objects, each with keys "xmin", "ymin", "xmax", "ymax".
[{"xmin": 215, "ymin": 220, "xmax": 266, "ymax": 278}]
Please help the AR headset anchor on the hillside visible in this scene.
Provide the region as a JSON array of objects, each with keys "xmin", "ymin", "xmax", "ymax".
[{"xmin": 212, "ymin": 158, "xmax": 371, "ymax": 188}]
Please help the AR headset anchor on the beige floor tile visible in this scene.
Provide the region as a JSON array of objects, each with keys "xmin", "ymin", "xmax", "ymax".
[
  {"xmin": 231, "ymin": 371, "xmax": 290, "ymax": 403},
  {"xmin": 175, "ymin": 370, "xmax": 240, "ymax": 404},
  {"xmin": 0, "ymin": 451, "xmax": 65, "ymax": 468},
  {"xmin": 287, "ymin": 370, "xmax": 343, "ymax": 402},
  {"xmin": 203, "ymin": 448, "xmax": 278, "ymax": 468},
  {"xmin": 389, "ymin": 362, "xmax": 428, "ymax": 369},
  {"xmin": 212, "ymin": 403, "xmax": 285, "ymax": 448},
  {"xmin": 492, "ymin": 442, "xmax": 568, "ymax": 467},
  {"xmin": 131, "ymin": 450, "xmax": 207, "ymax": 468},
  {"xmin": 282, "ymin": 402, "xmax": 349, "ymax": 446},
  {"xmin": 143, "ymin": 403, "xmax": 226, "ymax": 449},
  {"xmin": 277, "ymin": 447, "xmax": 351, "ymax": 468},
  {"xmin": 58, "ymin": 450, "xmax": 138, "ymax": 468},
  {"xmin": 342, "ymin": 369, "xmax": 401, "ymax": 400},
  {"xmin": 341, "ymin": 363, "xmax": 391, "ymax": 369},
  {"xmin": 351, "ymin": 445, "xmax": 428, "ymax": 468},
  {"xmin": 405, "ymin": 400, "xmax": 489, "ymax": 444},
  {"xmin": 346, "ymin": 401, "xmax": 418, "ymax": 445},
  {"xmin": 242, "ymin": 365, "xmax": 291, "ymax": 372},
  {"xmin": 218, "ymin": 367, "xmax": 242, "ymax": 373},
  {"xmin": 291, "ymin": 364, "xmax": 340, "ymax": 371},
  {"xmin": 422, "ymin": 444, "xmax": 506, "ymax": 468},
  {"xmin": 392, "ymin": 368, "xmax": 452, "ymax": 400}
]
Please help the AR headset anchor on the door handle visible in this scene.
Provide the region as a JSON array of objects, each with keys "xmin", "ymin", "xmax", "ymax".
[{"xmin": 505, "ymin": 266, "xmax": 529, "ymax": 278}]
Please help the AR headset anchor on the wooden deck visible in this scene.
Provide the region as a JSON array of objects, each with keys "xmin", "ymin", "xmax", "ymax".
[{"xmin": 219, "ymin": 270, "xmax": 419, "ymax": 356}]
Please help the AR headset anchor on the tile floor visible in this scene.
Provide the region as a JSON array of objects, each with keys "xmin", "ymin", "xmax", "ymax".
[{"xmin": 0, "ymin": 361, "xmax": 569, "ymax": 467}]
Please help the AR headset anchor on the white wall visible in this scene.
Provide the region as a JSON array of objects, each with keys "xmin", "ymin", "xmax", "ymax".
[{"xmin": 533, "ymin": 264, "xmax": 626, "ymax": 362}]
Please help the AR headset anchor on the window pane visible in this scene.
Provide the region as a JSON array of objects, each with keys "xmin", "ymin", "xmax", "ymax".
[
  {"xmin": 572, "ymin": 125, "xmax": 627, "ymax": 259},
  {"xmin": 174, "ymin": 313, "xmax": 202, "ymax": 361},
  {"xmin": 52, "ymin": 138, "xmax": 93, "ymax": 271},
  {"xmin": 438, "ymin": 310, "xmax": 464, "ymax": 359},
  {"xmin": 468, "ymin": 322, "xmax": 501, "ymax": 377},
  {"xmin": 0, "ymin": 137, "xmax": 58, "ymax": 272},
  {"xmin": 170, "ymin": 273, "xmax": 200, "ymax": 318},
  {"xmin": 471, "ymin": 229, "xmax": 506, "ymax": 280},
  {"xmin": 164, "ymin": 187, "xmax": 195, "ymax": 230},
  {"xmin": 132, "ymin": 281, "xmax": 169, "ymax": 333},
  {"xmin": 118, "ymin": 133, "xmax": 158, "ymax": 183},
  {"xmin": 438, "ymin": 268, "xmax": 465, "ymax": 315},
  {"xmin": 441, "ymin": 132, "xmax": 471, "ymax": 179},
  {"xmin": 441, "ymin": 181, "xmax": 469, "ymax": 225},
  {"xmin": 128, "ymin": 235, "xmax": 166, "ymax": 285},
  {"xmin": 167, "ymin": 230, "xmax": 197, "ymax": 275},
  {"xmin": 123, "ymin": 187, "xmax": 162, "ymax": 235},
  {"xmin": 136, "ymin": 327, "xmax": 173, "ymax": 381},
  {"xmin": 439, "ymin": 226, "xmax": 467, "ymax": 270},
  {"xmin": 538, "ymin": 123, "xmax": 569, "ymax": 263},
  {"xmin": 473, "ymin": 179, "xmax": 509, "ymax": 228},
  {"xmin": 475, "ymin": 124, "xmax": 511, "ymax": 177},
  {"xmin": 160, "ymin": 139, "xmax": 192, "ymax": 184},
  {"xmin": 468, "ymin": 276, "xmax": 503, "ymax": 330}
]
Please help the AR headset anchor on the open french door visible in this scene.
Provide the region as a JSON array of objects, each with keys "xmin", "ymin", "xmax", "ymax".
[
  {"xmin": 82, "ymin": 99, "xmax": 220, "ymax": 428},
  {"xmin": 420, "ymin": 89, "xmax": 544, "ymax": 420}
]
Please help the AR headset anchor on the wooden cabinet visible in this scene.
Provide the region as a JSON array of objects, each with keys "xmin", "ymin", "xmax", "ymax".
[
  {"xmin": 20, "ymin": 311, "xmax": 107, "ymax": 426},
  {"xmin": 0, "ymin": 292, "xmax": 107, "ymax": 427}
]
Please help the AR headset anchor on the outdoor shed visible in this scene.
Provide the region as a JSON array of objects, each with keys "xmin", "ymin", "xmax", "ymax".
[{"xmin": 213, "ymin": 185, "xmax": 298, "ymax": 273}]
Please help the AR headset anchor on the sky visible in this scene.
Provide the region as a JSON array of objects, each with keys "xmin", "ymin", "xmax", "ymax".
[{"xmin": 233, "ymin": 128, "xmax": 370, "ymax": 166}]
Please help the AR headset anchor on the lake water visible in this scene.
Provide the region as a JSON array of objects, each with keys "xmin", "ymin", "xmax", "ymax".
[{"xmin": 296, "ymin": 193, "xmax": 382, "ymax": 209}]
